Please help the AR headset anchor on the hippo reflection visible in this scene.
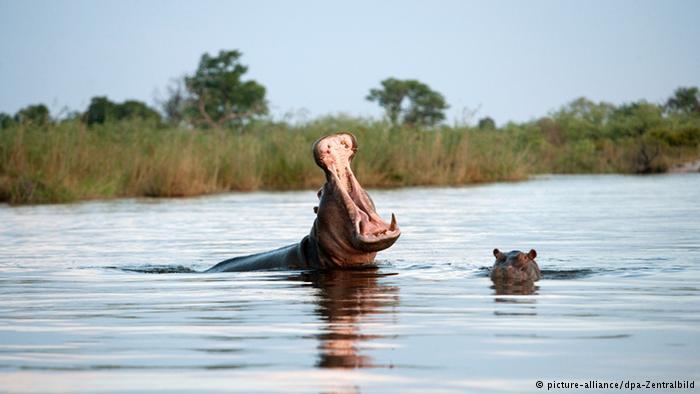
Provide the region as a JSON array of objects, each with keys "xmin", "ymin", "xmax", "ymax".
[{"xmin": 292, "ymin": 269, "xmax": 399, "ymax": 369}]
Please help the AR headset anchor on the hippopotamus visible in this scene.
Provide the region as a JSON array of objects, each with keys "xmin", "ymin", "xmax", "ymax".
[
  {"xmin": 205, "ymin": 133, "xmax": 401, "ymax": 272},
  {"xmin": 490, "ymin": 248, "xmax": 541, "ymax": 282}
]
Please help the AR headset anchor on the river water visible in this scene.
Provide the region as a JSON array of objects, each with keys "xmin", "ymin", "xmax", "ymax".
[{"xmin": 0, "ymin": 174, "xmax": 698, "ymax": 393}]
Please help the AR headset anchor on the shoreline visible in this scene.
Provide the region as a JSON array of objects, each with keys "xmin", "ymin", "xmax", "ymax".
[{"xmin": 669, "ymin": 159, "xmax": 700, "ymax": 173}]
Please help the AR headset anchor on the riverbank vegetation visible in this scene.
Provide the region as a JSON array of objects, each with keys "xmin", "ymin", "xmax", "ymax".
[
  {"xmin": 1, "ymin": 50, "xmax": 698, "ymax": 204},
  {"xmin": 1, "ymin": 105, "xmax": 698, "ymax": 205}
]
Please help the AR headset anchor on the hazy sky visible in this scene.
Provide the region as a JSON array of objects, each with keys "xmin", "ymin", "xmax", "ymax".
[{"xmin": 1, "ymin": 0, "xmax": 698, "ymax": 125}]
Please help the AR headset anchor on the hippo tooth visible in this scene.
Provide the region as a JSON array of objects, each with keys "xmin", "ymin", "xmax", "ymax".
[{"xmin": 389, "ymin": 213, "xmax": 397, "ymax": 231}]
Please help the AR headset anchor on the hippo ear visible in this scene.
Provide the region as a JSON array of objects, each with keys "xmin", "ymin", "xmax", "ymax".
[
  {"xmin": 493, "ymin": 248, "xmax": 505, "ymax": 260},
  {"xmin": 528, "ymin": 249, "xmax": 537, "ymax": 259},
  {"xmin": 316, "ymin": 188, "xmax": 323, "ymax": 199}
]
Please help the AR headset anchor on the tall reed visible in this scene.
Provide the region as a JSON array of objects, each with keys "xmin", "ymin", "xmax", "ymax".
[{"xmin": 0, "ymin": 117, "xmax": 696, "ymax": 204}]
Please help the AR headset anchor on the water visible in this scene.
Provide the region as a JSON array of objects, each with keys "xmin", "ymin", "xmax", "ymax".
[{"xmin": 1, "ymin": 174, "xmax": 699, "ymax": 393}]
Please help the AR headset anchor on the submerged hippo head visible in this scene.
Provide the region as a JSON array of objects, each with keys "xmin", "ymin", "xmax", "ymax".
[
  {"xmin": 491, "ymin": 248, "xmax": 541, "ymax": 282},
  {"xmin": 311, "ymin": 133, "xmax": 401, "ymax": 267}
]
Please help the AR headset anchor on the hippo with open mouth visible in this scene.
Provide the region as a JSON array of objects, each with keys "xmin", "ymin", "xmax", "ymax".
[
  {"xmin": 490, "ymin": 248, "xmax": 541, "ymax": 282},
  {"xmin": 205, "ymin": 133, "xmax": 401, "ymax": 272}
]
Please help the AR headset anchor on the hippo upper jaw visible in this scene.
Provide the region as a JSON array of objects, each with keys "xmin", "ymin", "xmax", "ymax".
[{"xmin": 313, "ymin": 133, "xmax": 401, "ymax": 263}]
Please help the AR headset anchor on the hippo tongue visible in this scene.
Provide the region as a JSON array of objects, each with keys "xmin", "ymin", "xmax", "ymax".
[{"xmin": 313, "ymin": 133, "xmax": 401, "ymax": 252}]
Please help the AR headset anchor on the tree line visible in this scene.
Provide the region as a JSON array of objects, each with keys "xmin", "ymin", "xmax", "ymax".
[
  {"xmin": 0, "ymin": 49, "xmax": 456, "ymax": 129},
  {"xmin": 1, "ymin": 48, "xmax": 699, "ymax": 139}
]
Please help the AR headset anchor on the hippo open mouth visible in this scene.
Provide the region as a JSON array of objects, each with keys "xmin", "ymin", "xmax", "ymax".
[
  {"xmin": 313, "ymin": 133, "xmax": 400, "ymax": 253},
  {"xmin": 205, "ymin": 132, "xmax": 401, "ymax": 272}
]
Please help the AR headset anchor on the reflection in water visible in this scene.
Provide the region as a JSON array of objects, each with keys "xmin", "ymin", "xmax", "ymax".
[
  {"xmin": 492, "ymin": 280, "xmax": 538, "ymax": 317},
  {"xmin": 294, "ymin": 269, "xmax": 399, "ymax": 369},
  {"xmin": 491, "ymin": 279, "xmax": 539, "ymax": 296}
]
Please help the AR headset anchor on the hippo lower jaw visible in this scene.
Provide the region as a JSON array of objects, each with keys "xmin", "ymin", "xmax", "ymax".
[
  {"xmin": 343, "ymin": 166, "xmax": 399, "ymax": 252},
  {"xmin": 353, "ymin": 213, "xmax": 399, "ymax": 252}
]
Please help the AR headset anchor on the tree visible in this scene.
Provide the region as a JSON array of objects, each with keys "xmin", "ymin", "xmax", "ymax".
[
  {"xmin": 551, "ymin": 97, "xmax": 615, "ymax": 140},
  {"xmin": 14, "ymin": 104, "xmax": 51, "ymax": 126},
  {"xmin": 367, "ymin": 78, "xmax": 448, "ymax": 127},
  {"xmin": 184, "ymin": 50, "xmax": 267, "ymax": 128},
  {"xmin": 83, "ymin": 96, "xmax": 161, "ymax": 125},
  {"xmin": 159, "ymin": 78, "xmax": 189, "ymax": 126},
  {"xmin": 608, "ymin": 101, "xmax": 663, "ymax": 138},
  {"xmin": 366, "ymin": 78, "xmax": 409, "ymax": 125},
  {"xmin": 0, "ymin": 112, "xmax": 15, "ymax": 129},
  {"xmin": 665, "ymin": 87, "xmax": 700, "ymax": 115},
  {"xmin": 403, "ymin": 80, "xmax": 449, "ymax": 126},
  {"xmin": 83, "ymin": 96, "xmax": 118, "ymax": 125},
  {"xmin": 116, "ymin": 100, "xmax": 161, "ymax": 123},
  {"xmin": 477, "ymin": 116, "xmax": 496, "ymax": 130}
]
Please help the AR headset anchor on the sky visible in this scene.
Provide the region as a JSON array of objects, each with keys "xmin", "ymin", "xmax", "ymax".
[{"xmin": 1, "ymin": 0, "xmax": 699, "ymax": 125}]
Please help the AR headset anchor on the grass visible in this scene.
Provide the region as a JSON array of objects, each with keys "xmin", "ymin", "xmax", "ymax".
[{"xmin": 0, "ymin": 116, "xmax": 698, "ymax": 204}]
